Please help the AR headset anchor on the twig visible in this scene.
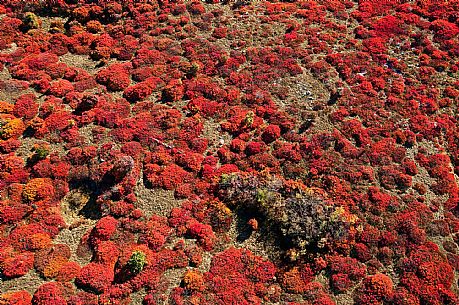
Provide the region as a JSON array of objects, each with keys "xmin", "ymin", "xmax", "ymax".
[{"xmin": 151, "ymin": 137, "xmax": 184, "ymax": 154}]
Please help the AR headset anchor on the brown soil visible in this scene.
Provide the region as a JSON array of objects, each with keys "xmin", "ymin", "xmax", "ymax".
[{"xmin": 134, "ymin": 175, "xmax": 184, "ymax": 219}]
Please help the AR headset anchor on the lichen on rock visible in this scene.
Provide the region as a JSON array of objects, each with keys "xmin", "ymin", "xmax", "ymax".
[{"xmin": 217, "ymin": 172, "xmax": 358, "ymax": 253}]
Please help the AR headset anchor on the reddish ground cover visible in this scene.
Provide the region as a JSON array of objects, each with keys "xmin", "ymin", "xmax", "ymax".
[{"xmin": 0, "ymin": 0, "xmax": 459, "ymax": 304}]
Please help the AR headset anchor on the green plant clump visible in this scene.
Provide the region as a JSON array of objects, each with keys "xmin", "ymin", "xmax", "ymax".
[
  {"xmin": 127, "ymin": 250, "xmax": 147, "ymax": 274},
  {"xmin": 23, "ymin": 12, "xmax": 41, "ymax": 30},
  {"xmin": 34, "ymin": 147, "xmax": 49, "ymax": 160}
]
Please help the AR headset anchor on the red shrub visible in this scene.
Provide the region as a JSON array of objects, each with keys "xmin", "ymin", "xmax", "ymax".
[
  {"xmin": 398, "ymin": 243, "xmax": 457, "ymax": 304},
  {"xmin": 22, "ymin": 178, "xmax": 55, "ymax": 203},
  {"xmin": 132, "ymin": 48, "xmax": 165, "ymax": 68},
  {"xmin": 185, "ymin": 245, "xmax": 203, "ymax": 267},
  {"xmin": 186, "ymin": 220, "xmax": 216, "ymax": 251},
  {"xmin": 0, "ymin": 201, "xmax": 31, "ymax": 224},
  {"xmin": 34, "ymin": 244, "xmax": 71, "ymax": 279},
  {"xmin": 273, "ymin": 142, "xmax": 302, "ymax": 162},
  {"xmin": 94, "ymin": 241, "xmax": 120, "ymax": 267},
  {"xmin": 372, "ymin": 15, "xmax": 404, "ymax": 38},
  {"xmin": 123, "ymin": 77, "xmax": 164, "ymax": 103},
  {"xmin": 367, "ymin": 186, "xmax": 393, "ymax": 212},
  {"xmin": 48, "ymin": 79, "xmax": 74, "ymax": 97},
  {"xmin": 145, "ymin": 163, "xmax": 192, "ymax": 190},
  {"xmin": 245, "ymin": 141, "xmax": 266, "ymax": 156},
  {"xmin": 13, "ymin": 94, "xmax": 38, "ymax": 120},
  {"xmin": 93, "ymin": 97, "xmax": 131, "ymax": 128},
  {"xmin": 169, "ymin": 206, "xmax": 193, "ymax": 236},
  {"xmin": 32, "ymin": 282, "xmax": 67, "ymax": 305},
  {"xmin": 76, "ymin": 262, "xmax": 114, "ymax": 293},
  {"xmin": 262, "ymin": 124, "xmax": 281, "ymax": 143},
  {"xmin": 142, "ymin": 215, "xmax": 171, "ymax": 248},
  {"xmin": 330, "ymin": 273, "xmax": 354, "ymax": 293},
  {"xmin": 123, "ymin": 81, "xmax": 154, "ymax": 103},
  {"xmin": 20, "ymin": 52, "xmax": 59, "ymax": 71},
  {"xmin": 378, "ymin": 165, "xmax": 412, "ymax": 190},
  {"xmin": 402, "ymin": 158, "xmax": 418, "ymax": 176},
  {"xmin": 91, "ymin": 216, "xmax": 119, "ymax": 241},
  {"xmin": 186, "ymin": 96, "xmax": 220, "ymax": 117},
  {"xmin": 96, "ymin": 64, "xmax": 131, "ymax": 91},
  {"xmin": 352, "ymin": 243, "xmax": 372, "ymax": 262},
  {"xmin": 430, "ymin": 19, "xmax": 459, "ymax": 40},
  {"xmin": 212, "ymin": 27, "xmax": 227, "ymax": 39},
  {"xmin": 175, "ymin": 152, "xmax": 204, "ymax": 173},
  {"xmin": 90, "ymin": 33, "xmax": 116, "ymax": 60},
  {"xmin": 391, "ymin": 288, "xmax": 420, "ymax": 305},
  {"xmin": 189, "ymin": 137, "xmax": 208, "ymax": 154},
  {"xmin": 0, "ymin": 291, "xmax": 32, "ymax": 305},
  {"xmin": 202, "ymin": 247, "xmax": 277, "ymax": 304},
  {"xmin": 187, "ymin": 2, "xmax": 206, "ymax": 15},
  {"xmin": 355, "ymin": 273, "xmax": 394, "ymax": 304},
  {"xmin": 363, "ymin": 37, "xmax": 388, "ymax": 55},
  {"xmin": 46, "ymin": 63, "xmax": 68, "ymax": 79},
  {"xmin": 121, "ymin": 141, "xmax": 144, "ymax": 160},
  {"xmin": 131, "ymin": 66, "xmax": 158, "ymax": 82},
  {"xmin": 0, "ymin": 251, "xmax": 34, "ymax": 278},
  {"xmin": 281, "ymin": 266, "xmax": 314, "ymax": 293},
  {"xmin": 163, "ymin": 79, "xmax": 185, "ymax": 103},
  {"xmin": 48, "ymin": 33, "xmax": 71, "ymax": 56},
  {"xmin": 56, "ymin": 261, "xmax": 81, "ymax": 282},
  {"xmin": 328, "ymin": 256, "xmax": 366, "ymax": 293}
]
